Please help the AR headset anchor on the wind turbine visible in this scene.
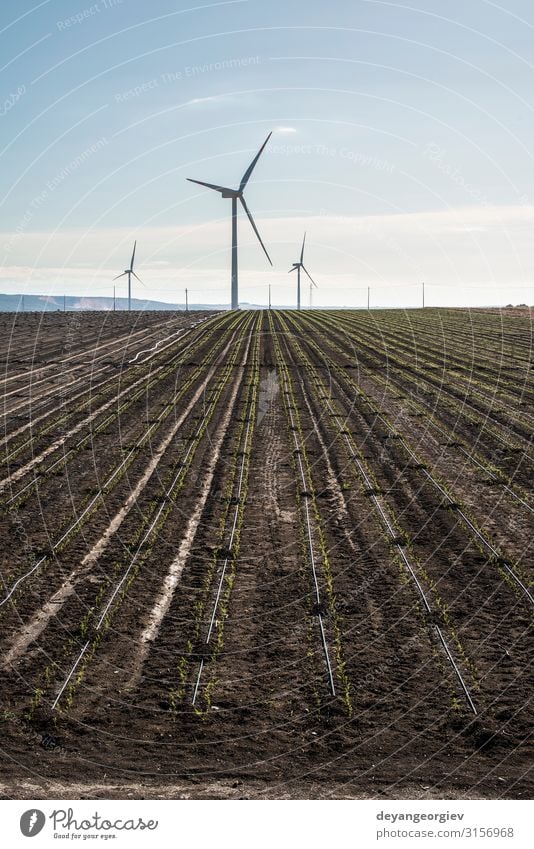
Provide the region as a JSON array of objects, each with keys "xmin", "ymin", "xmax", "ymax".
[
  {"xmin": 289, "ymin": 232, "xmax": 317, "ymax": 311},
  {"xmin": 187, "ymin": 133, "xmax": 273, "ymax": 310},
  {"xmin": 113, "ymin": 241, "xmax": 143, "ymax": 312}
]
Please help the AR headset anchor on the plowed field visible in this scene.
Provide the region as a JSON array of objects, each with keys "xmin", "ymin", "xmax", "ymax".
[{"xmin": 0, "ymin": 308, "xmax": 531, "ymax": 799}]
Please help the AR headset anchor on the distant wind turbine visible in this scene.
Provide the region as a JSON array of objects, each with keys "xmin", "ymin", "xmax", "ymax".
[
  {"xmin": 113, "ymin": 241, "xmax": 143, "ymax": 312},
  {"xmin": 289, "ymin": 232, "xmax": 317, "ymax": 311},
  {"xmin": 187, "ymin": 133, "xmax": 273, "ymax": 310}
]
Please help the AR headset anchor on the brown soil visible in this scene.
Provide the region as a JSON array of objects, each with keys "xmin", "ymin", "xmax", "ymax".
[{"xmin": 0, "ymin": 309, "xmax": 531, "ymax": 800}]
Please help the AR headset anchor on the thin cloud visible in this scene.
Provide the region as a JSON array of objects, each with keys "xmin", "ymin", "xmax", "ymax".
[{"xmin": 183, "ymin": 94, "xmax": 238, "ymax": 108}]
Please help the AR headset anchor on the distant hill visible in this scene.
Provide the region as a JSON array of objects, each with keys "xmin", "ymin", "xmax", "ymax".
[{"xmin": 0, "ymin": 294, "xmax": 228, "ymax": 312}]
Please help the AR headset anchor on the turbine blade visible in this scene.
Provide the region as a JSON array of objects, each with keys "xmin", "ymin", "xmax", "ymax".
[
  {"xmin": 113, "ymin": 272, "xmax": 127, "ymax": 280},
  {"xmin": 300, "ymin": 232, "xmax": 306, "ymax": 264},
  {"xmin": 132, "ymin": 271, "xmax": 145, "ymax": 286},
  {"xmin": 288, "ymin": 266, "xmax": 297, "ymax": 273},
  {"xmin": 239, "ymin": 132, "xmax": 272, "ymax": 192},
  {"xmin": 186, "ymin": 178, "xmax": 228, "ymax": 193},
  {"xmin": 239, "ymin": 196, "xmax": 272, "ymax": 265},
  {"xmin": 303, "ymin": 266, "xmax": 317, "ymax": 287},
  {"xmin": 130, "ymin": 240, "xmax": 136, "ymax": 270}
]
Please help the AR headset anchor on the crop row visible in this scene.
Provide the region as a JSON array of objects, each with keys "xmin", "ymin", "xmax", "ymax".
[
  {"xmin": 188, "ymin": 319, "xmax": 262, "ymax": 713},
  {"xmin": 27, "ymin": 316, "xmax": 256, "ymax": 715},
  {"xmin": 328, "ymin": 312, "xmax": 534, "ymax": 447},
  {"xmin": 305, "ymin": 311, "xmax": 534, "ymax": 487},
  {"xmin": 0, "ymin": 313, "xmax": 245, "ymax": 622},
  {"xmin": 302, "ymin": 310, "xmax": 533, "ymax": 508},
  {"xmin": 276, "ymin": 312, "xmax": 479, "ymax": 715},
  {"xmin": 288, "ymin": 312, "xmax": 533, "ymax": 609},
  {"xmin": 0, "ymin": 314, "xmax": 219, "ymax": 475},
  {"xmin": 269, "ymin": 311, "xmax": 353, "ymax": 714},
  {"xmin": 341, "ymin": 309, "xmax": 534, "ymax": 381}
]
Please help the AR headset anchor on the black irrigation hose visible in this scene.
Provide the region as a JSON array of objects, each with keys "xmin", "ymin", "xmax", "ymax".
[{"xmin": 280, "ymin": 313, "xmax": 478, "ymax": 715}]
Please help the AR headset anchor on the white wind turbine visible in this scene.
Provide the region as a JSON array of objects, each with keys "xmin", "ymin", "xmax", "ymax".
[
  {"xmin": 187, "ymin": 133, "xmax": 273, "ymax": 310},
  {"xmin": 289, "ymin": 232, "xmax": 317, "ymax": 311},
  {"xmin": 113, "ymin": 241, "xmax": 143, "ymax": 312}
]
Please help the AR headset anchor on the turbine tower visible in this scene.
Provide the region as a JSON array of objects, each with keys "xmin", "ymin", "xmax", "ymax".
[
  {"xmin": 187, "ymin": 133, "xmax": 273, "ymax": 310},
  {"xmin": 289, "ymin": 232, "xmax": 317, "ymax": 311},
  {"xmin": 113, "ymin": 241, "xmax": 142, "ymax": 312}
]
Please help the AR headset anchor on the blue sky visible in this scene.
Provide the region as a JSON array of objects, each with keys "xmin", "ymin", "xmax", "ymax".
[{"xmin": 1, "ymin": 0, "xmax": 534, "ymax": 306}]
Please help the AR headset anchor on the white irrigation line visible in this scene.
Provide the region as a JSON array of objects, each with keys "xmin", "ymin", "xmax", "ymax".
[
  {"xmin": 275, "ymin": 354, "xmax": 336, "ymax": 698},
  {"xmin": 191, "ymin": 335, "xmax": 255, "ymax": 706},
  {"xmin": 127, "ymin": 330, "xmax": 185, "ymax": 364},
  {"xmin": 0, "ymin": 554, "xmax": 47, "ymax": 609},
  {"xmin": 50, "ymin": 640, "xmax": 91, "ymax": 711},
  {"xmin": 434, "ymin": 625, "xmax": 478, "ymax": 715}
]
